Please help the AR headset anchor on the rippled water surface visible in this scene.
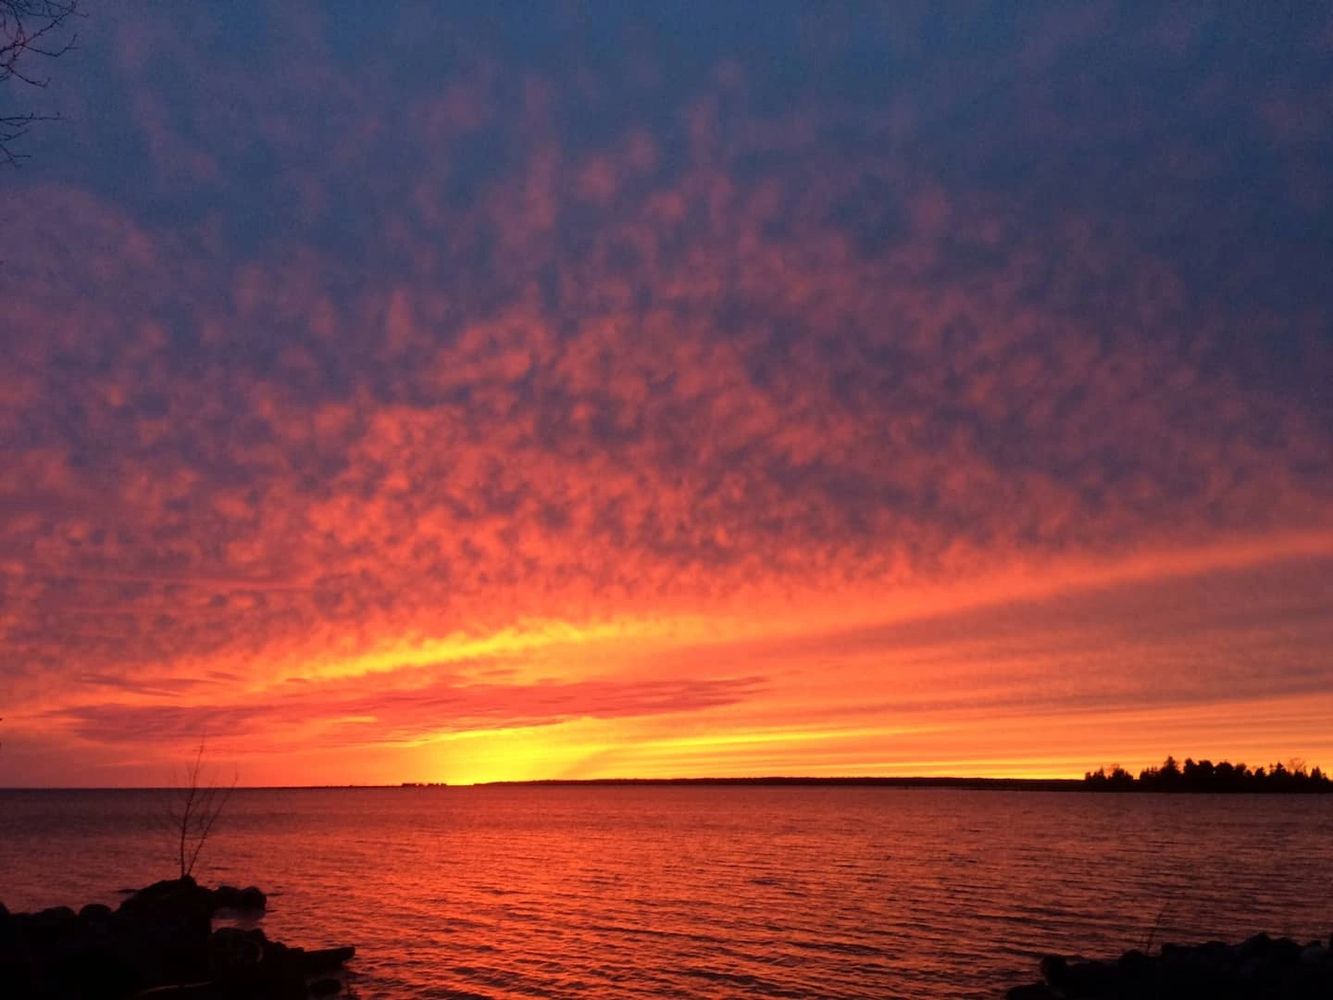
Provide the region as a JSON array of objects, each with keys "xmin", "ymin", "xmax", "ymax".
[{"xmin": 2, "ymin": 787, "xmax": 1332, "ymax": 997}]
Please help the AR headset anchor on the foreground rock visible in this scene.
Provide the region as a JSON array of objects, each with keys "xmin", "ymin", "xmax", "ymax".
[
  {"xmin": 0, "ymin": 878, "xmax": 353, "ymax": 999},
  {"xmin": 1008, "ymin": 932, "xmax": 1333, "ymax": 999}
]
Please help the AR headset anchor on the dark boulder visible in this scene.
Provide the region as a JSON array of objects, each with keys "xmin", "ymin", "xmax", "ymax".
[
  {"xmin": 1006, "ymin": 985, "xmax": 1057, "ymax": 1000},
  {"xmin": 1239, "ymin": 932, "xmax": 1273, "ymax": 958},
  {"xmin": 80, "ymin": 901, "xmax": 115, "ymax": 924},
  {"xmin": 237, "ymin": 886, "xmax": 267, "ymax": 912},
  {"xmin": 5, "ymin": 882, "xmax": 353, "ymax": 999},
  {"xmin": 1013, "ymin": 931, "xmax": 1333, "ymax": 999},
  {"xmin": 301, "ymin": 946, "xmax": 356, "ymax": 975},
  {"xmin": 112, "ymin": 881, "xmax": 214, "ymax": 988},
  {"xmin": 208, "ymin": 925, "xmax": 268, "ymax": 976},
  {"xmin": 1116, "ymin": 947, "xmax": 1149, "ymax": 969},
  {"xmin": 45, "ymin": 941, "xmax": 140, "ymax": 998},
  {"xmin": 1037, "ymin": 954, "xmax": 1065, "ymax": 987},
  {"xmin": 1270, "ymin": 936, "xmax": 1303, "ymax": 964},
  {"xmin": 22, "ymin": 905, "xmax": 78, "ymax": 947},
  {"xmin": 121, "ymin": 876, "xmax": 198, "ymax": 906},
  {"xmin": 208, "ymin": 884, "xmax": 267, "ymax": 914},
  {"xmin": 119, "ymin": 877, "xmax": 214, "ymax": 928},
  {"xmin": 211, "ymin": 884, "xmax": 245, "ymax": 909}
]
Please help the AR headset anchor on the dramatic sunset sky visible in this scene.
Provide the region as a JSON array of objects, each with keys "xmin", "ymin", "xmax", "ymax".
[{"xmin": 1, "ymin": 4, "xmax": 1330, "ymax": 786}]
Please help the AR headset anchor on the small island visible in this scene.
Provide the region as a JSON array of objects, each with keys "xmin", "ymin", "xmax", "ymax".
[{"xmin": 1083, "ymin": 756, "xmax": 1332, "ymax": 792}]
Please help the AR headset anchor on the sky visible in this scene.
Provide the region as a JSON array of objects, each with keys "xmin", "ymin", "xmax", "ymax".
[{"xmin": 1, "ymin": 2, "xmax": 1330, "ymax": 786}]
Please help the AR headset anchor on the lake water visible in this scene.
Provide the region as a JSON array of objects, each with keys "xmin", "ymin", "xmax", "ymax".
[{"xmin": 2, "ymin": 787, "xmax": 1331, "ymax": 998}]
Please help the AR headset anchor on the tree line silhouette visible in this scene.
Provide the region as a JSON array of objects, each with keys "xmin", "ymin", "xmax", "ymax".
[{"xmin": 1084, "ymin": 755, "xmax": 1331, "ymax": 792}]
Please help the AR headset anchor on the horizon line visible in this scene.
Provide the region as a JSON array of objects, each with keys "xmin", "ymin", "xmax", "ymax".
[{"xmin": 0, "ymin": 775, "xmax": 1149, "ymax": 791}]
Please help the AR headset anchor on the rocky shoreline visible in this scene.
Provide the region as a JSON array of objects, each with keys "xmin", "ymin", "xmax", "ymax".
[
  {"xmin": 0, "ymin": 877, "xmax": 354, "ymax": 999},
  {"xmin": 1008, "ymin": 932, "xmax": 1333, "ymax": 999}
]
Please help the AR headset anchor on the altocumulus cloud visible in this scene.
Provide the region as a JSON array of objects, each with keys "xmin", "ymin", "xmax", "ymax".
[{"xmin": 0, "ymin": 4, "xmax": 1330, "ymax": 781}]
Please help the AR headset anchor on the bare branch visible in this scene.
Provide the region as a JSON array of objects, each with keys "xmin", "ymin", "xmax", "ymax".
[
  {"xmin": 168, "ymin": 739, "xmax": 236, "ymax": 879},
  {"xmin": 0, "ymin": 0, "xmax": 81, "ymax": 164}
]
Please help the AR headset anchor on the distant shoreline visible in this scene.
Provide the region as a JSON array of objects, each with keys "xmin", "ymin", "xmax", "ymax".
[
  {"xmin": 3, "ymin": 776, "xmax": 1329, "ymax": 792},
  {"xmin": 468, "ymin": 776, "xmax": 1333, "ymax": 793},
  {"xmin": 473, "ymin": 776, "xmax": 1087, "ymax": 790}
]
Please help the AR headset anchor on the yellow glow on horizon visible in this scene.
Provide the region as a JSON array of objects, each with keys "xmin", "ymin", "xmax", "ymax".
[
  {"xmin": 7, "ymin": 531, "xmax": 1330, "ymax": 788},
  {"xmin": 424, "ymin": 721, "xmax": 610, "ymax": 784}
]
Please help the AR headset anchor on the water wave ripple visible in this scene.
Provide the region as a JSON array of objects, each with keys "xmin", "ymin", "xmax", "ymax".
[{"xmin": 2, "ymin": 787, "xmax": 1331, "ymax": 998}]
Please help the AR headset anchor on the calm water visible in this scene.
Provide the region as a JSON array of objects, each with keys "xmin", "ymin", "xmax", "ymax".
[{"xmin": 1, "ymin": 787, "xmax": 1331, "ymax": 998}]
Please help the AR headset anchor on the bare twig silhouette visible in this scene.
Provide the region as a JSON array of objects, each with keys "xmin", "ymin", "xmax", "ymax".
[
  {"xmin": 167, "ymin": 741, "xmax": 237, "ymax": 880},
  {"xmin": 1142, "ymin": 901, "xmax": 1171, "ymax": 955},
  {"xmin": 1, "ymin": 0, "xmax": 81, "ymax": 165}
]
